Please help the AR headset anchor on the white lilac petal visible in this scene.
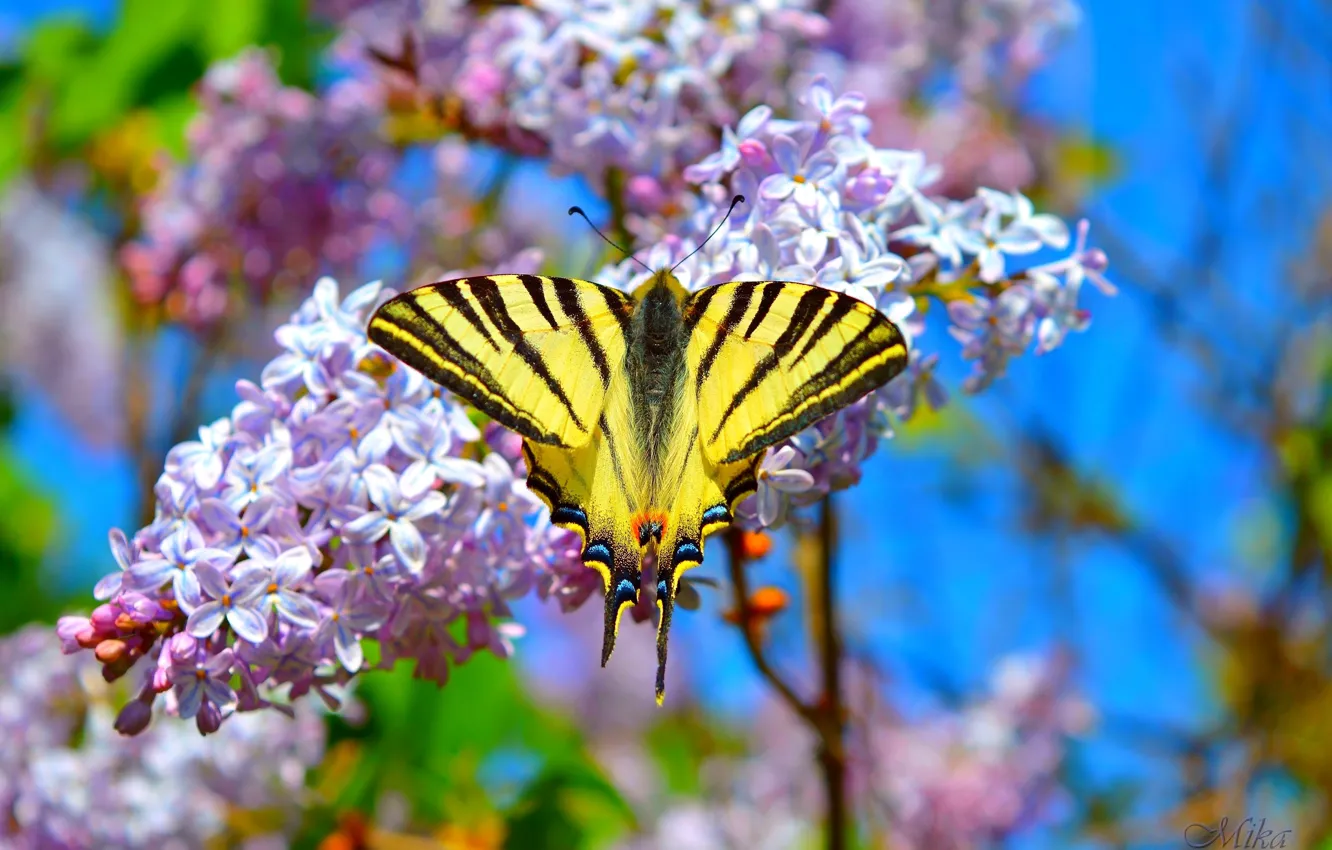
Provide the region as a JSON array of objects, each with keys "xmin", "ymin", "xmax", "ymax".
[
  {"xmin": 273, "ymin": 548, "xmax": 313, "ymax": 585},
  {"xmin": 434, "ymin": 456, "xmax": 487, "ymax": 487},
  {"xmin": 389, "ymin": 521, "xmax": 428, "ymax": 574},
  {"xmin": 403, "ymin": 490, "xmax": 448, "ymax": 521},
  {"xmin": 767, "ymin": 468, "xmax": 815, "ymax": 493},
  {"xmin": 275, "ymin": 592, "xmax": 322, "ymax": 629},
  {"xmin": 343, "ymin": 511, "xmax": 389, "ymax": 542},
  {"xmin": 399, "ymin": 462, "xmax": 437, "ymax": 498},
  {"xmin": 362, "ymin": 464, "xmax": 399, "ymax": 511},
  {"xmin": 229, "ymin": 569, "xmax": 271, "ymax": 604},
  {"xmin": 334, "ymin": 624, "xmax": 364, "ymax": 673},
  {"xmin": 201, "ymin": 677, "xmax": 236, "ymax": 711},
  {"xmin": 186, "ymin": 603, "xmax": 227, "ymax": 637},
  {"xmin": 227, "ymin": 607, "xmax": 269, "ymax": 644},
  {"xmin": 193, "ymin": 562, "xmax": 231, "ymax": 600}
]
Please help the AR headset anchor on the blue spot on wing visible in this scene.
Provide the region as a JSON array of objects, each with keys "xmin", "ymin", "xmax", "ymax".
[
  {"xmin": 657, "ymin": 580, "xmax": 668, "ymax": 599},
  {"xmin": 615, "ymin": 578, "xmax": 638, "ymax": 607},
  {"xmin": 674, "ymin": 540, "xmax": 703, "ymax": 564},
  {"xmin": 702, "ymin": 505, "xmax": 730, "ymax": 526},
  {"xmin": 584, "ymin": 541, "xmax": 613, "ymax": 565},
  {"xmin": 552, "ymin": 505, "xmax": 588, "ymax": 529}
]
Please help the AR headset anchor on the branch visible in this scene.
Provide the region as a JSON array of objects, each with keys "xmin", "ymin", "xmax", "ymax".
[
  {"xmin": 815, "ymin": 494, "xmax": 850, "ymax": 850},
  {"xmin": 723, "ymin": 500, "xmax": 853, "ymax": 850},
  {"xmin": 724, "ymin": 526, "xmax": 815, "ymax": 725}
]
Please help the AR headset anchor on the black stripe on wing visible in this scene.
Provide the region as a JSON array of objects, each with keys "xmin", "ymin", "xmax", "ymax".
[
  {"xmin": 549, "ymin": 276, "xmax": 613, "ymax": 387},
  {"xmin": 468, "ymin": 277, "xmax": 587, "ymax": 432},
  {"xmin": 369, "ymin": 297, "xmax": 567, "ymax": 445}
]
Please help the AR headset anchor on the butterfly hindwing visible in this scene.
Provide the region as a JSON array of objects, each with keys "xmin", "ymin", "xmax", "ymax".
[
  {"xmin": 369, "ymin": 275, "xmax": 633, "ymax": 448},
  {"xmin": 683, "ymin": 280, "xmax": 909, "ymax": 464}
]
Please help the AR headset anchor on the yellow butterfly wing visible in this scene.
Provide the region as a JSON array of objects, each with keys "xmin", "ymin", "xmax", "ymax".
[
  {"xmin": 683, "ymin": 280, "xmax": 909, "ymax": 464},
  {"xmin": 368, "ymin": 274, "xmax": 633, "ymax": 448},
  {"xmin": 649, "ymin": 280, "xmax": 908, "ymax": 702}
]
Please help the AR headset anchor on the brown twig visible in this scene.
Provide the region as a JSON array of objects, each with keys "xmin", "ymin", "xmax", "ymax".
[
  {"xmin": 723, "ymin": 496, "xmax": 852, "ymax": 850},
  {"xmin": 815, "ymin": 494, "xmax": 850, "ymax": 850},
  {"xmin": 724, "ymin": 526, "xmax": 815, "ymax": 726}
]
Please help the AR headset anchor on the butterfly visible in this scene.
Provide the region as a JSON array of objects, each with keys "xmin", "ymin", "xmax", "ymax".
[{"xmin": 367, "ymin": 196, "xmax": 908, "ymax": 702}]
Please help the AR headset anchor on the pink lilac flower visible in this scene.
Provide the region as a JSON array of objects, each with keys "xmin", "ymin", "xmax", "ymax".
[{"xmin": 121, "ymin": 49, "xmax": 406, "ymax": 328}]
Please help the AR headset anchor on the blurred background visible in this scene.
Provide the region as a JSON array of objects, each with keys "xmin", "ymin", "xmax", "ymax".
[{"xmin": 1, "ymin": 0, "xmax": 1330, "ymax": 847}]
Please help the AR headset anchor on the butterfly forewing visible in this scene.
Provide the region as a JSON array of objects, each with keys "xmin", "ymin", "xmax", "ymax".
[
  {"xmin": 683, "ymin": 281, "xmax": 909, "ymax": 464},
  {"xmin": 368, "ymin": 274, "xmax": 632, "ymax": 448}
]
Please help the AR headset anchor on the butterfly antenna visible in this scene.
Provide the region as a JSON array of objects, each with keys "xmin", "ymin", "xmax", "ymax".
[
  {"xmin": 671, "ymin": 194, "xmax": 746, "ymax": 273},
  {"xmin": 568, "ymin": 206, "xmax": 651, "ymax": 272}
]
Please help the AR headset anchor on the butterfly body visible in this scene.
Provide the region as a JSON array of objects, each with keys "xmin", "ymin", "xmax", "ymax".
[{"xmin": 368, "ymin": 269, "xmax": 907, "ymax": 702}]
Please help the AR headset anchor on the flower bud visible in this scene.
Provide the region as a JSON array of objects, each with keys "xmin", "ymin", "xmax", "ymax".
[{"xmin": 114, "ymin": 698, "xmax": 154, "ymax": 736}]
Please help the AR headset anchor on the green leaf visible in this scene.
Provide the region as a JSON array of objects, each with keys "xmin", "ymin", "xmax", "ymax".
[
  {"xmin": 503, "ymin": 764, "xmax": 636, "ymax": 850},
  {"xmin": 50, "ymin": 1, "xmax": 198, "ymax": 146},
  {"xmin": 17, "ymin": 18, "xmax": 99, "ymax": 83},
  {"xmin": 0, "ymin": 444, "xmax": 61, "ymax": 634},
  {"xmin": 201, "ymin": 0, "xmax": 267, "ymax": 61}
]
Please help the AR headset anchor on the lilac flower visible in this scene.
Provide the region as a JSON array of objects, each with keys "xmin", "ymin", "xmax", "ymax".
[
  {"xmin": 315, "ymin": 572, "xmax": 384, "ymax": 673},
  {"xmin": 684, "ymin": 104, "xmax": 774, "ymax": 184},
  {"xmin": 754, "ymin": 446, "xmax": 816, "ymax": 528},
  {"xmin": 184, "ymin": 563, "xmax": 269, "ymax": 644},
  {"xmin": 165, "ymin": 420, "xmax": 232, "ymax": 491},
  {"xmin": 219, "ymin": 442, "xmax": 293, "ymax": 509},
  {"xmin": 169, "ymin": 641, "xmax": 238, "ymax": 721},
  {"xmin": 126, "ymin": 526, "xmax": 234, "ymax": 603},
  {"xmin": 342, "ymin": 463, "xmax": 448, "ymax": 573},
  {"xmin": 1, "ymin": 627, "xmax": 326, "ymax": 846},
  {"xmin": 391, "ymin": 404, "xmax": 487, "ymax": 489},
  {"xmin": 93, "ymin": 528, "xmax": 135, "ymax": 601},
  {"xmin": 121, "ymin": 50, "xmax": 403, "ymax": 327},
  {"xmin": 761, "ymin": 135, "xmax": 841, "ymax": 206},
  {"xmin": 255, "ymin": 544, "xmax": 323, "ymax": 628},
  {"xmin": 198, "ymin": 496, "xmax": 277, "ymax": 557}
]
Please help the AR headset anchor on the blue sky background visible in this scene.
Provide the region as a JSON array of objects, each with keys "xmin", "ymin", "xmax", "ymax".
[{"xmin": 4, "ymin": 0, "xmax": 1318, "ymax": 840}]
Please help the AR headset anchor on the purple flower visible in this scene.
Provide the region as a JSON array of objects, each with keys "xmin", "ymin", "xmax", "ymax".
[
  {"xmin": 390, "ymin": 404, "xmax": 487, "ymax": 489},
  {"xmin": 170, "ymin": 643, "xmax": 237, "ymax": 720},
  {"xmin": 199, "ymin": 496, "xmax": 278, "ymax": 557},
  {"xmin": 127, "ymin": 526, "xmax": 234, "ymax": 603},
  {"xmin": 165, "ymin": 420, "xmax": 232, "ymax": 490},
  {"xmin": 253, "ymin": 544, "xmax": 323, "ymax": 629},
  {"xmin": 184, "ymin": 562, "xmax": 270, "ymax": 644},
  {"xmin": 754, "ymin": 446, "xmax": 816, "ymax": 528},
  {"xmin": 93, "ymin": 528, "xmax": 134, "ymax": 601},
  {"xmin": 341, "ymin": 463, "xmax": 447, "ymax": 573},
  {"xmin": 760, "ymin": 134, "xmax": 841, "ymax": 206},
  {"xmin": 315, "ymin": 572, "xmax": 384, "ymax": 673},
  {"xmin": 219, "ymin": 443, "xmax": 293, "ymax": 509}
]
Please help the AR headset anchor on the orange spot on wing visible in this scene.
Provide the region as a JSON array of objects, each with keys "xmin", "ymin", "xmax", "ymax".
[{"xmin": 631, "ymin": 509, "xmax": 669, "ymax": 546}]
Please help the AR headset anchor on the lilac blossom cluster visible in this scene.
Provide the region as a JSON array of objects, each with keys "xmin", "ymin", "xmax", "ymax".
[
  {"xmin": 322, "ymin": 0, "xmax": 827, "ymax": 214},
  {"xmin": 595, "ymin": 78, "xmax": 1111, "ymax": 526},
  {"xmin": 59, "ymin": 276, "xmax": 586, "ymax": 733},
  {"xmin": 1, "ymin": 625, "xmax": 325, "ymax": 847},
  {"xmin": 321, "ymin": 0, "xmax": 1079, "ymax": 229},
  {"xmin": 121, "ymin": 50, "xmax": 407, "ymax": 327},
  {"xmin": 615, "ymin": 653, "xmax": 1089, "ymax": 850}
]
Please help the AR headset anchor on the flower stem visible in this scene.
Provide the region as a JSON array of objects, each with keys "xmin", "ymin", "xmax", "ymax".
[
  {"xmin": 723, "ymin": 494, "xmax": 852, "ymax": 850},
  {"xmin": 816, "ymin": 493, "xmax": 850, "ymax": 850}
]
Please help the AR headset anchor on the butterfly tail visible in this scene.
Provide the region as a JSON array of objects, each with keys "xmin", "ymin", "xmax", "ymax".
[{"xmin": 600, "ymin": 555, "xmax": 642, "ymax": 667}]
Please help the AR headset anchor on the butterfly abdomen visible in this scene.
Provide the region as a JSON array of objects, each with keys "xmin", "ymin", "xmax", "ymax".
[{"xmin": 625, "ymin": 282, "xmax": 689, "ymax": 480}]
